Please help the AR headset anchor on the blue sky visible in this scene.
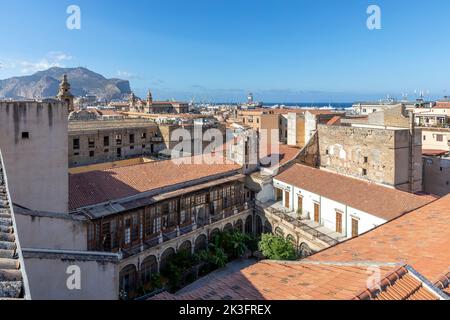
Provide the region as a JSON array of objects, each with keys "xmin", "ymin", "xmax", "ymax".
[{"xmin": 1, "ymin": 0, "xmax": 450, "ymax": 102}]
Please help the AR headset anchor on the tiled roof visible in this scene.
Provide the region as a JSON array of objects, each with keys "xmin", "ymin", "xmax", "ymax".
[
  {"xmin": 152, "ymin": 196, "xmax": 450, "ymax": 301},
  {"xmin": 354, "ymin": 266, "xmax": 439, "ymax": 300},
  {"xmin": 422, "ymin": 149, "xmax": 448, "ymax": 157},
  {"xmin": 274, "ymin": 164, "xmax": 435, "ymax": 221},
  {"xmin": 0, "ymin": 159, "xmax": 24, "ymax": 299},
  {"xmin": 69, "ymin": 155, "xmax": 241, "ymax": 210},
  {"xmin": 308, "ymin": 195, "xmax": 450, "ymax": 293},
  {"xmin": 326, "ymin": 116, "xmax": 342, "ymax": 126},
  {"xmin": 151, "ymin": 262, "xmax": 441, "ymax": 300}
]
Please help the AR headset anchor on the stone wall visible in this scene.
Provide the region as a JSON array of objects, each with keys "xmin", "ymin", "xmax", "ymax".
[{"xmin": 318, "ymin": 125, "xmax": 423, "ymax": 191}]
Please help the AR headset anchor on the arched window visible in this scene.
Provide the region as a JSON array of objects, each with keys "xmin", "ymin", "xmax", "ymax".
[
  {"xmin": 119, "ymin": 264, "xmax": 137, "ymax": 300},
  {"xmin": 194, "ymin": 234, "xmax": 208, "ymax": 253},
  {"xmin": 140, "ymin": 256, "xmax": 157, "ymax": 289},
  {"xmin": 245, "ymin": 215, "xmax": 253, "ymax": 234}
]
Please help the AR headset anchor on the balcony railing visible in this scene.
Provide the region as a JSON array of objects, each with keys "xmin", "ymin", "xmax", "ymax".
[
  {"xmin": 255, "ymin": 201, "xmax": 339, "ymax": 246},
  {"xmin": 120, "ymin": 202, "xmax": 252, "ymax": 259}
]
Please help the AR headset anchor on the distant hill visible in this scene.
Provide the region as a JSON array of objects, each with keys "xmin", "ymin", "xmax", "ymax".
[{"xmin": 0, "ymin": 67, "xmax": 132, "ymax": 100}]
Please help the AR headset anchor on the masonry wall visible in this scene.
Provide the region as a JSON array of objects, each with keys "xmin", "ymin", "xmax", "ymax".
[
  {"xmin": 318, "ymin": 125, "xmax": 423, "ymax": 191},
  {"xmin": 69, "ymin": 123, "xmax": 162, "ymax": 167},
  {"xmin": 423, "ymin": 157, "xmax": 450, "ymax": 196},
  {"xmin": 0, "ymin": 101, "xmax": 68, "ymax": 213}
]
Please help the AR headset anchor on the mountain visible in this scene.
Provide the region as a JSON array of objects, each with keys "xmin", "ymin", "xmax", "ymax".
[{"xmin": 0, "ymin": 67, "xmax": 132, "ymax": 100}]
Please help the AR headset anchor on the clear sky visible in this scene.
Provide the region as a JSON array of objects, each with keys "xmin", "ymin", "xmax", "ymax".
[{"xmin": 1, "ymin": 0, "xmax": 450, "ymax": 102}]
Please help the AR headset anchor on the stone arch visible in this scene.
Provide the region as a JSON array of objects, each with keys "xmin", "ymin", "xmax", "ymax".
[
  {"xmin": 255, "ymin": 215, "xmax": 263, "ymax": 235},
  {"xmin": 159, "ymin": 247, "xmax": 176, "ymax": 272},
  {"xmin": 286, "ymin": 234, "xmax": 296, "ymax": 246},
  {"xmin": 140, "ymin": 255, "xmax": 158, "ymax": 289},
  {"xmin": 274, "ymin": 227, "xmax": 285, "ymax": 237},
  {"xmin": 209, "ymin": 228, "xmax": 220, "ymax": 240},
  {"xmin": 223, "ymin": 223, "xmax": 233, "ymax": 232},
  {"xmin": 298, "ymin": 242, "xmax": 313, "ymax": 259},
  {"xmin": 178, "ymin": 240, "xmax": 192, "ymax": 253},
  {"xmin": 194, "ymin": 234, "xmax": 208, "ymax": 253},
  {"xmin": 234, "ymin": 219, "xmax": 243, "ymax": 232},
  {"xmin": 264, "ymin": 220, "xmax": 273, "ymax": 234},
  {"xmin": 245, "ymin": 215, "xmax": 253, "ymax": 234},
  {"xmin": 119, "ymin": 264, "xmax": 138, "ymax": 300}
]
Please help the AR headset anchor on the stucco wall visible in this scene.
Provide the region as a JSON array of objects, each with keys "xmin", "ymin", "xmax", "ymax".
[
  {"xmin": 0, "ymin": 101, "xmax": 68, "ymax": 213},
  {"xmin": 24, "ymin": 253, "xmax": 118, "ymax": 300},
  {"xmin": 273, "ymin": 179, "xmax": 387, "ymax": 239},
  {"xmin": 15, "ymin": 211, "xmax": 88, "ymax": 251}
]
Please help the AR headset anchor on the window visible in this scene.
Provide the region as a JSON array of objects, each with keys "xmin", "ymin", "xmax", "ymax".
[
  {"xmin": 351, "ymin": 218, "xmax": 359, "ymax": 237},
  {"xmin": 89, "ymin": 151, "xmax": 94, "ymax": 157},
  {"xmin": 88, "ymin": 137, "xmax": 95, "ymax": 148},
  {"xmin": 74, "ymin": 152, "xmax": 79, "ymax": 156},
  {"xmin": 73, "ymin": 138, "xmax": 80, "ymax": 150},
  {"xmin": 103, "ymin": 136, "xmax": 110, "ymax": 147},
  {"xmin": 364, "ymin": 156, "xmax": 368, "ymax": 164},
  {"xmin": 21, "ymin": 132, "xmax": 30, "ymax": 139},
  {"xmin": 116, "ymin": 134, "xmax": 122, "ymax": 145},
  {"xmin": 142, "ymin": 144, "xmax": 146, "ymax": 149},
  {"xmin": 336, "ymin": 211, "xmax": 343, "ymax": 234},
  {"xmin": 117, "ymin": 148, "xmax": 122, "ymax": 158},
  {"xmin": 129, "ymin": 134, "xmax": 135, "ymax": 144},
  {"xmin": 372, "ymin": 109, "xmax": 377, "ymax": 113},
  {"xmin": 130, "ymin": 146, "xmax": 134, "ymax": 150},
  {"xmin": 363, "ymin": 108, "xmax": 367, "ymax": 113},
  {"xmin": 436, "ymin": 134, "xmax": 443, "ymax": 142},
  {"xmin": 141, "ymin": 132, "xmax": 147, "ymax": 139},
  {"xmin": 104, "ymin": 149, "xmax": 109, "ymax": 153},
  {"xmin": 362, "ymin": 168, "xmax": 367, "ymax": 176},
  {"xmin": 325, "ymin": 149, "xmax": 329, "ymax": 155},
  {"xmin": 423, "ymin": 135, "xmax": 426, "ymax": 141}
]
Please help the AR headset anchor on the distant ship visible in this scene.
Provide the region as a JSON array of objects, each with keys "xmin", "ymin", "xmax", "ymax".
[{"xmin": 240, "ymin": 92, "xmax": 263, "ymax": 109}]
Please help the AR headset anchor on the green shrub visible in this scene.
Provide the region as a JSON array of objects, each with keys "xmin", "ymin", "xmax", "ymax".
[{"xmin": 258, "ymin": 233, "xmax": 297, "ymax": 260}]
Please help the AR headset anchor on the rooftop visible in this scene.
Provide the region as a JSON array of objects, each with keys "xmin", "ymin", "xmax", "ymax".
[
  {"xmin": 68, "ymin": 119, "xmax": 157, "ymax": 132},
  {"xmin": 152, "ymin": 195, "xmax": 450, "ymax": 300},
  {"xmin": 69, "ymin": 154, "xmax": 241, "ymax": 210},
  {"xmin": 307, "ymin": 194, "xmax": 450, "ymax": 289},
  {"xmin": 274, "ymin": 164, "xmax": 435, "ymax": 221}
]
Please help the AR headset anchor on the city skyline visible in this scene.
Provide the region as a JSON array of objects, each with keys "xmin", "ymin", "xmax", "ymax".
[{"xmin": 1, "ymin": 0, "xmax": 450, "ymax": 102}]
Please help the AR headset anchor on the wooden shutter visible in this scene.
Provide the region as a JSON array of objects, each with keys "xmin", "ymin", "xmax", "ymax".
[
  {"xmin": 314, "ymin": 203, "xmax": 320, "ymax": 223},
  {"xmin": 352, "ymin": 218, "xmax": 359, "ymax": 237},
  {"xmin": 336, "ymin": 212, "xmax": 343, "ymax": 233}
]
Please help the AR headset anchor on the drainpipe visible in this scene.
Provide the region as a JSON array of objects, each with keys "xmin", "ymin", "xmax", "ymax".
[{"xmin": 408, "ymin": 111, "xmax": 415, "ymax": 193}]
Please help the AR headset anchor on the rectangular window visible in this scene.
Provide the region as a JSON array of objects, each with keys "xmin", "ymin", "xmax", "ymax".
[
  {"xmin": 436, "ymin": 134, "xmax": 443, "ymax": 142},
  {"xmin": 362, "ymin": 168, "xmax": 367, "ymax": 176},
  {"xmin": 336, "ymin": 211, "xmax": 343, "ymax": 234},
  {"xmin": 130, "ymin": 146, "xmax": 134, "ymax": 150},
  {"xmin": 129, "ymin": 134, "xmax": 135, "ymax": 144},
  {"xmin": 364, "ymin": 156, "xmax": 368, "ymax": 164},
  {"xmin": 73, "ymin": 138, "xmax": 80, "ymax": 150},
  {"xmin": 116, "ymin": 134, "xmax": 122, "ymax": 145},
  {"xmin": 103, "ymin": 136, "xmax": 110, "ymax": 147},
  {"xmin": 117, "ymin": 148, "xmax": 122, "ymax": 158},
  {"xmin": 21, "ymin": 132, "xmax": 30, "ymax": 139},
  {"xmin": 297, "ymin": 196, "xmax": 303, "ymax": 213},
  {"xmin": 88, "ymin": 137, "xmax": 95, "ymax": 148},
  {"xmin": 351, "ymin": 218, "xmax": 359, "ymax": 237},
  {"xmin": 423, "ymin": 135, "xmax": 426, "ymax": 141},
  {"xmin": 104, "ymin": 149, "xmax": 109, "ymax": 153},
  {"xmin": 141, "ymin": 132, "xmax": 147, "ymax": 139},
  {"xmin": 89, "ymin": 151, "xmax": 94, "ymax": 157}
]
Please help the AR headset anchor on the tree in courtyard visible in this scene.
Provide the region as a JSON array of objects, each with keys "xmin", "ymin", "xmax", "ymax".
[{"xmin": 258, "ymin": 233, "xmax": 297, "ymax": 261}]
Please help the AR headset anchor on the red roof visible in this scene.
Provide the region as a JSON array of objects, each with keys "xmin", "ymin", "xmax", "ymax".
[
  {"xmin": 275, "ymin": 164, "xmax": 436, "ymax": 220},
  {"xmin": 69, "ymin": 155, "xmax": 241, "ymax": 210},
  {"xmin": 423, "ymin": 149, "xmax": 448, "ymax": 157}
]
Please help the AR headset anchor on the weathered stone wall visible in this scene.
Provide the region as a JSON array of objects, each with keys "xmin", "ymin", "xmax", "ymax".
[{"xmin": 318, "ymin": 125, "xmax": 417, "ymax": 189}]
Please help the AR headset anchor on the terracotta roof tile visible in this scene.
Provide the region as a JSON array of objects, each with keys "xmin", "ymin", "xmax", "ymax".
[
  {"xmin": 275, "ymin": 164, "xmax": 435, "ymax": 221},
  {"xmin": 69, "ymin": 154, "xmax": 241, "ymax": 210},
  {"xmin": 308, "ymin": 195, "xmax": 450, "ymax": 287}
]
